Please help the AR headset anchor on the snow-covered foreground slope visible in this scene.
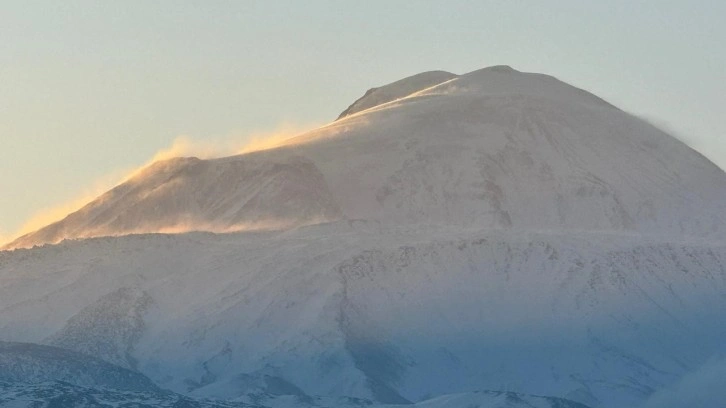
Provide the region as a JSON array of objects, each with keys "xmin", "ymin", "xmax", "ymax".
[
  {"xmin": 7, "ymin": 66, "xmax": 726, "ymax": 249},
  {"xmin": 0, "ymin": 381, "xmax": 590, "ymax": 408},
  {"xmin": 0, "ymin": 381, "xmax": 241, "ymax": 408},
  {"xmin": 1, "ymin": 225, "xmax": 724, "ymax": 407},
  {"xmin": 0, "ymin": 340, "xmax": 591, "ymax": 407}
]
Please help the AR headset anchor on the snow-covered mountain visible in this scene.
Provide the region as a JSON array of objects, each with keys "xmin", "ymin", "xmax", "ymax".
[
  {"xmin": 6, "ymin": 65, "xmax": 726, "ymax": 249},
  {"xmin": 1, "ymin": 66, "xmax": 725, "ymax": 407}
]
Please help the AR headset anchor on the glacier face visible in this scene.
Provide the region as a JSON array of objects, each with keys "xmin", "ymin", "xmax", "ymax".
[{"xmin": 1, "ymin": 65, "xmax": 726, "ymax": 407}]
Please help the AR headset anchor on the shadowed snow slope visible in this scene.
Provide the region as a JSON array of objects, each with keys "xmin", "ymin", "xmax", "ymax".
[
  {"xmin": 1, "ymin": 66, "xmax": 726, "ymax": 408},
  {"xmin": 0, "ymin": 341, "xmax": 159, "ymax": 392}
]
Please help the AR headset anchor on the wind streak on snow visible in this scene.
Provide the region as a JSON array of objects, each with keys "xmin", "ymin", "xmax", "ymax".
[
  {"xmin": 88, "ymin": 217, "xmax": 327, "ymax": 239},
  {"xmin": 7, "ymin": 218, "xmax": 329, "ymax": 250}
]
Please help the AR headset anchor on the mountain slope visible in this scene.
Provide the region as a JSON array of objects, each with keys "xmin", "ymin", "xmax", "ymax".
[
  {"xmin": 46, "ymin": 287, "xmax": 152, "ymax": 370},
  {"xmin": 0, "ymin": 227, "xmax": 724, "ymax": 407},
  {"xmin": 283, "ymin": 65, "xmax": 726, "ymax": 236}
]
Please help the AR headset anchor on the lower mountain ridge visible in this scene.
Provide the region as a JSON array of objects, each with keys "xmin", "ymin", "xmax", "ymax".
[{"xmin": 1, "ymin": 225, "xmax": 724, "ymax": 407}]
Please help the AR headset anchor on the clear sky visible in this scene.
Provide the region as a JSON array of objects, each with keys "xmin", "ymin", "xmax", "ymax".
[{"xmin": 1, "ymin": 1, "xmax": 724, "ymax": 242}]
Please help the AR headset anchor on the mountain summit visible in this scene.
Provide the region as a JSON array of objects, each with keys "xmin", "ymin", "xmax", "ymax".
[
  {"xmin": 7, "ymin": 66, "xmax": 726, "ymax": 249},
  {"xmin": 336, "ymin": 70, "xmax": 458, "ymax": 119}
]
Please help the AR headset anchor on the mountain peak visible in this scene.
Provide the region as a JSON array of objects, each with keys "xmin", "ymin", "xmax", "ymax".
[
  {"xmin": 337, "ymin": 70, "xmax": 457, "ymax": 119},
  {"xmin": 336, "ymin": 66, "xmax": 522, "ymax": 120},
  {"xmin": 479, "ymin": 64, "xmax": 518, "ymax": 73}
]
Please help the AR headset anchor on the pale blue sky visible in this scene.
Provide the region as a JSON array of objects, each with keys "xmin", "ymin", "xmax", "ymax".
[{"xmin": 1, "ymin": 1, "xmax": 724, "ymax": 241}]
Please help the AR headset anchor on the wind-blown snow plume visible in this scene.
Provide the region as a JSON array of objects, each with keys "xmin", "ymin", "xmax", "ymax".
[
  {"xmin": 125, "ymin": 123, "xmax": 318, "ymax": 179},
  {"xmin": 237, "ymin": 123, "xmax": 318, "ymax": 154},
  {"xmin": 2, "ymin": 123, "xmax": 319, "ymax": 248},
  {"xmin": 5, "ymin": 166, "xmax": 135, "ymax": 244},
  {"xmin": 149, "ymin": 135, "xmax": 221, "ymax": 161},
  {"xmin": 150, "ymin": 123, "xmax": 319, "ymax": 161}
]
